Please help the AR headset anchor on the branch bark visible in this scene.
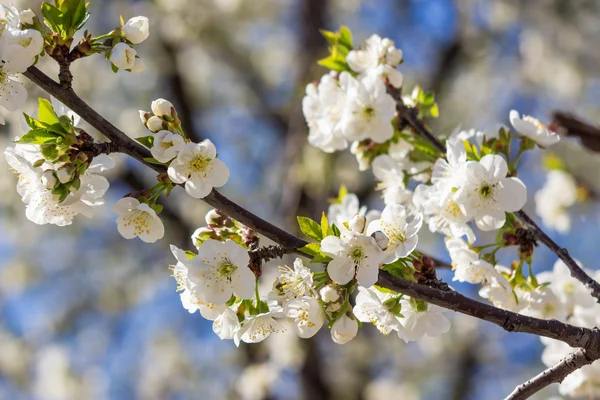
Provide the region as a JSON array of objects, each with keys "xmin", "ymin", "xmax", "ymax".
[{"xmin": 504, "ymin": 348, "xmax": 598, "ymax": 400}]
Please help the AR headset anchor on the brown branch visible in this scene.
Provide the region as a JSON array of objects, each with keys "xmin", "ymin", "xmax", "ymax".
[
  {"xmin": 23, "ymin": 67, "xmax": 600, "ymax": 375},
  {"xmin": 394, "ymin": 95, "xmax": 600, "ymax": 303},
  {"xmin": 552, "ymin": 110, "xmax": 600, "ymax": 152},
  {"xmin": 504, "ymin": 348, "xmax": 599, "ymax": 400}
]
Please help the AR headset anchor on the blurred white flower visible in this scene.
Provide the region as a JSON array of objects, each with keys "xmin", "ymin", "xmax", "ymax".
[
  {"xmin": 535, "ymin": 170, "xmax": 577, "ymax": 233},
  {"xmin": 510, "ymin": 109, "xmax": 560, "ymax": 147}
]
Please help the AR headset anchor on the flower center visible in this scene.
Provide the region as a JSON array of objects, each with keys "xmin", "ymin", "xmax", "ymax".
[
  {"xmin": 362, "ymin": 106, "xmax": 375, "ymax": 121},
  {"xmin": 188, "ymin": 154, "xmax": 212, "ymax": 172},
  {"xmin": 217, "ymin": 259, "xmax": 237, "ymax": 281},
  {"xmin": 123, "ymin": 209, "xmax": 153, "ymax": 236},
  {"xmin": 349, "ymin": 246, "xmax": 365, "ymax": 262},
  {"xmin": 18, "ymin": 37, "xmax": 32, "ymax": 48},
  {"xmin": 479, "ymin": 183, "xmax": 495, "ymax": 198},
  {"xmin": 161, "ymin": 140, "xmax": 174, "ymax": 150},
  {"xmin": 444, "ymin": 199, "xmax": 462, "ymax": 218}
]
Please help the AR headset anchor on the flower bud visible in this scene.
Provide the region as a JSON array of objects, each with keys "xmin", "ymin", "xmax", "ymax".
[
  {"xmin": 320, "ymin": 285, "xmax": 340, "ymax": 303},
  {"xmin": 40, "ymin": 170, "xmax": 57, "ymax": 189},
  {"xmin": 19, "ymin": 9, "xmax": 35, "ymax": 25},
  {"xmin": 503, "ymin": 233, "xmax": 518, "ymax": 246},
  {"xmin": 192, "ymin": 226, "xmax": 219, "ymax": 243},
  {"xmin": 326, "ymin": 302, "xmax": 342, "ymax": 313},
  {"xmin": 123, "ymin": 16, "xmax": 150, "ymax": 44},
  {"xmin": 411, "ymin": 258, "xmax": 423, "ymax": 272},
  {"xmin": 205, "ymin": 209, "xmax": 227, "ymax": 226},
  {"xmin": 139, "ymin": 110, "xmax": 152, "ymax": 124},
  {"xmin": 349, "ymin": 214, "xmax": 366, "ymax": 233},
  {"xmin": 130, "ymin": 57, "xmax": 146, "ymax": 73},
  {"xmin": 331, "ymin": 315, "xmax": 358, "ymax": 345},
  {"xmin": 56, "ymin": 165, "xmax": 74, "ymax": 184},
  {"xmin": 110, "ymin": 42, "xmax": 136, "ymax": 70},
  {"xmin": 151, "ymin": 98, "xmax": 174, "ymax": 118},
  {"xmin": 371, "ymin": 231, "xmax": 389, "ymax": 250},
  {"xmin": 146, "ymin": 116, "xmax": 164, "ymax": 132}
]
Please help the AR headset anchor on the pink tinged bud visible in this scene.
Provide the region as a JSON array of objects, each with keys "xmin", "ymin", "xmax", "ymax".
[
  {"xmin": 371, "ymin": 231, "xmax": 389, "ymax": 250},
  {"xmin": 349, "ymin": 214, "xmax": 366, "ymax": 233},
  {"xmin": 320, "ymin": 285, "xmax": 340, "ymax": 303},
  {"xmin": 146, "ymin": 116, "xmax": 163, "ymax": 132},
  {"xmin": 151, "ymin": 98, "xmax": 174, "ymax": 117}
]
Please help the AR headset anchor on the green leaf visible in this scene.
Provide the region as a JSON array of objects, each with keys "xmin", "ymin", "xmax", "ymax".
[
  {"xmin": 136, "ymin": 136, "xmax": 154, "ymax": 148},
  {"xmin": 143, "ymin": 157, "xmax": 166, "ymax": 165},
  {"xmin": 41, "ymin": 2, "xmax": 64, "ymax": 32},
  {"xmin": 331, "ymin": 223, "xmax": 341, "ymax": 237},
  {"xmin": 16, "ymin": 129, "xmax": 62, "ymax": 144},
  {"xmin": 37, "ymin": 98, "xmax": 60, "ymax": 125},
  {"xmin": 339, "ymin": 25, "xmax": 353, "ymax": 50},
  {"xmin": 299, "ymin": 243, "xmax": 321, "ymax": 257},
  {"xmin": 312, "ymin": 252, "xmax": 332, "ymax": 264},
  {"xmin": 111, "ymin": 63, "xmax": 119, "ymax": 73},
  {"xmin": 317, "ymin": 55, "xmax": 350, "ymax": 72},
  {"xmin": 319, "ymin": 29, "xmax": 338, "ymax": 46},
  {"xmin": 320, "ymin": 212, "xmax": 334, "ymax": 238},
  {"xmin": 297, "ymin": 216, "xmax": 323, "ymax": 241},
  {"xmin": 429, "ymin": 103, "xmax": 439, "ymax": 118}
]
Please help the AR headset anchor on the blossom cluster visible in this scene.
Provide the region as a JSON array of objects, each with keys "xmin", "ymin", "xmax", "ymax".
[{"xmin": 169, "ymin": 202, "xmax": 450, "ymax": 346}]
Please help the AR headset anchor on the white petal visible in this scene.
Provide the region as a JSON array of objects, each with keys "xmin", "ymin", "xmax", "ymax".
[
  {"xmin": 326, "ymin": 257, "xmax": 355, "ymax": 285},
  {"xmin": 479, "ymin": 154, "xmax": 507, "ymax": 180},
  {"xmin": 497, "ymin": 178, "xmax": 527, "ymax": 212}
]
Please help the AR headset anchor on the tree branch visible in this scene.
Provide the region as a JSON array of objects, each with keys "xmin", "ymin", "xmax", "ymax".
[
  {"xmin": 23, "ymin": 66, "xmax": 600, "ymax": 375},
  {"xmin": 504, "ymin": 348, "xmax": 598, "ymax": 400},
  {"xmin": 394, "ymin": 96, "xmax": 600, "ymax": 303}
]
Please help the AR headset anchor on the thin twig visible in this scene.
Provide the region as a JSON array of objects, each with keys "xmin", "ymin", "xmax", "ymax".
[{"xmin": 504, "ymin": 348, "xmax": 599, "ymax": 400}]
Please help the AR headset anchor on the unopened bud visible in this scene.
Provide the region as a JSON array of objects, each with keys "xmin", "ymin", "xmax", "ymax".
[
  {"xmin": 242, "ymin": 227, "xmax": 259, "ymax": 248},
  {"xmin": 56, "ymin": 165, "xmax": 74, "ymax": 184},
  {"xmin": 192, "ymin": 226, "xmax": 219, "ymax": 242},
  {"xmin": 320, "ymin": 285, "xmax": 340, "ymax": 303},
  {"xmin": 151, "ymin": 98, "xmax": 174, "ymax": 118},
  {"xmin": 422, "ymin": 256, "xmax": 435, "ymax": 271},
  {"xmin": 326, "ymin": 302, "xmax": 342, "ymax": 313},
  {"xmin": 331, "ymin": 315, "xmax": 358, "ymax": 345},
  {"xmin": 205, "ymin": 209, "xmax": 228, "ymax": 226},
  {"xmin": 139, "ymin": 110, "xmax": 152, "ymax": 124},
  {"xmin": 146, "ymin": 116, "xmax": 164, "ymax": 132},
  {"xmin": 371, "ymin": 231, "xmax": 389, "ymax": 250},
  {"xmin": 412, "ymin": 259, "xmax": 423, "ymax": 272},
  {"xmin": 40, "ymin": 170, "xmax": 57, "ymax": 189},
  {"xmin": 19, "ymin": 9, "xmax": 35, "ymax": 25}
]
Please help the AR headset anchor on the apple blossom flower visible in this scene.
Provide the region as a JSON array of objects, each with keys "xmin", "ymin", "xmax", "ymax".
[
  {"xmin": 212, "ymin": 307, "xmax": 241, "ymax": 340},
  {"xmin": 150, "ymin": 130, "xmax": 185, "ymax": 163},
  {"xmin": 456, "ymin": 154, "xmax": 527, "ymax": 231},
  {"xmin": 445, "ymin": 238, "xmax": 498, "ymax": 284},
  {"xmin": 302, "ymin": 72, "xmax": 348, "ymax": 152},
  {"xmin": 112, "ymin": 197, "xmax": 164, "ymax": 243},
  {"xmin": 353, "ymin": 286, "xmax": 405, "ymax": 336},
  {"xmin": 320, "ymin": 227, "xmax": 385, "ymax": 287},
  {"xmin": 110, "ymin": 42, "xmax": 137, "ymax": 70},
  {"xmin": 347, "ymin": 34, "xmax": 404, "ymax": 88},
  {"xmin": 122, "ymin": 16, "xmax": 149, "ymax": 44},
  {"xmin": 535, "ymin": 170, "xmax": 577, "ymax": 233},
  {"xmin": 478, "ymin": 266, "xmax": 524, "ymax": 312},
  {"xmin": 330, "ymin": 314, "xmax": 358, "ymax": 344},
  {"xmin": 167, "ymin": 140, "xmax": 229, "ymax": 199},
  {"xmin": 236, "ymin": 306, "xmax": 286, "ymax": 345},
  {"xmin": 509, "ymin": 109, "xmax": 560, "ymax": 147},
  {"xmin": 283, "ymin": 296, "xmax": 325, "ymax": 338},
  {"xmin": 190, "ymin": 239, "xmax": 255, "ymax": 304},
  {"xmin": 277, "ymin": 258, "xmax": 314, "ymax": 299},
  {"xmin": 327, "ymin": 191, "xmax": 380, "ymax": 228},
  {"xmin": 367, "ymin": 204, "xmax": 422, "ymax": 263},
  {"xmin": 372, "ymin": 154, "xmax": 413, "ymax": 207},
  {"xmin": 396, "ymin": 298, "xmax": 450, "ymax": 342},
  {"xmin": 341, "ymin": 74, "xmax": 396, "ymax": 143}
]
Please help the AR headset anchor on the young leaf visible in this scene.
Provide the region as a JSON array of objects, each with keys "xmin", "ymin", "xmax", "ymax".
[
  {"xmin": 297, "ymin": 216, "xmax": 323, "ymax": 241},
  {"xmin": 299, "ymin": 242, "xmax": 321, "ymax": 257},
  {"xmin": 339, "ymin": 25, "xmax": 353, "ymax": 50},
  {"xmin": 143, "ymin": 157, "xmax": 166, "ymax": 165},
  {"xmin": 37, "ymin": 98, "xmax": 61, "ymax": 126},
  {"xmin": 320, "ymin": 212, "xmax": 334, "ymax": 237},
  {"xmin": 16, "ymin": 129, "xmax": 62, "ymax": 145},
  {"xmin": 136, "ymin": 136, "xmax": 154, "ymax": 148}
]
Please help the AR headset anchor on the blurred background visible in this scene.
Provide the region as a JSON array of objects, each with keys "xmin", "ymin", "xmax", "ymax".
[{"xmin": 1, "ymin": 0, "xmax": 600, "ymax": 399}]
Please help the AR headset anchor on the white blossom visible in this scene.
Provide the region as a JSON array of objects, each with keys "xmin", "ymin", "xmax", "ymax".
[
  {"xmin": 130, "ymin": 57, "xmax": 146, "ymax": 73},
  {"xmin": 327, "ymin": 191, "xmax": 380, "ymax": 228},
  {"xmin": 367, "ymin": 204, "xmax": 422, "ymax": 263},
  {"xmin": 535, "ymin": 170, "xmax": 577, "ymax": 233},
  {"xmin": 150, "ymin": 130, "xmax": 185, "ymax": 163},
  {"xmin": 478, "ymin": 267, "xmax": 523, "ymax": 312},
  {"xmin": 277, "ymin": 258, "xmax": 314, "ymax": 299},
  {"xmin": 123, "ymin": 16, "xmax": 150, "ymax": 44},
  {"xmin": 353, "ymin": 286, "xmax": 405, "ymax": 335},
  {"xmin": 302, "ymin": 72, "xmax": 348, "ymax": 152},
  {"xmin": 396, "ymin": 299, "xmax": 450, "ymax": 342},
  {"xmin": 212, "ymin": 307, "xmax": 241, "ymax": 340},
  {"xmin": 330, "ymin": 314, "xmax": 358, "ymax": 344},
  {"xmin": 320, "ymin": 228, "xmax": 384, "ymax": 287},
  {"xmin": 372, "ymin": 154, "xmax": 413, "ymax": 207},
  {"xmin": 189, "ymin": 239, "xmax": 254, "ymax": 304},
  {"xmin": 456, "ymin": 154, "xmax": 527, "ymax": 231},
  {"xmin": 341, "ymin": 74, "xmax": 396, "ymax": 143},
  {"xmin": 112, "ymin": 197, "xmax": 164, "ymax": 243},
  {"xmin": 18, "ymin": 9, "xmax": 35, "ymax": 25},
  {"xmin": 110, "ymin": 42, "xmax": 136, "ymax": 70},
  {"xmin": 151, "ymin": 98, "xmax": 174, "ymax": 117},
  {"xmin": 146, "ymin": 115, "xmax": 164, "ymax": 132},
  {"xmin": 346, "ymin": 34, "xmax": 404, "ymax": 88},
  {"xmin": 283, "ymin": 296, "xmax": 325, "ymax": 338},
  {"xmin": 520, "ymin": 285, "xmax": 566, "ymax": 321},
  {"xmin": 509, "ymin": 110, "xmax": 560, "ymax": 147},
  {"xmin": 319, "ymin": 284, "xmax": 340, "ymax": 303},
  {"xmin": 167, "ymin": 140, "xmax": 229, "ymax": 199},
  {"xmin": 236, "ymin": 306, "xmax": 286, "ymax": 345},
  {"xmin": 445, "ymin": 238, "xmax": 498, "ymax": 284}
]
